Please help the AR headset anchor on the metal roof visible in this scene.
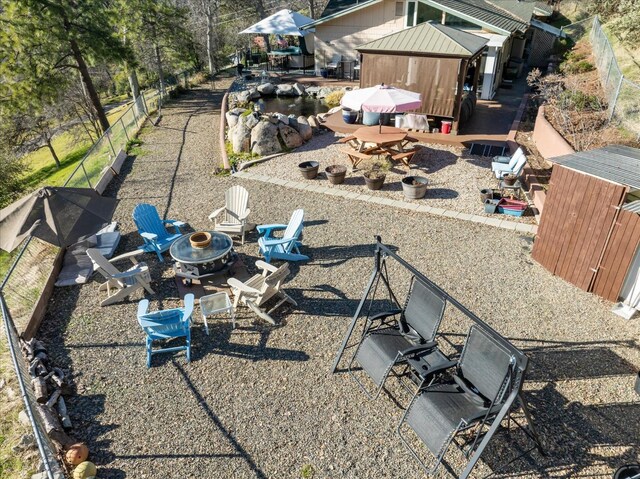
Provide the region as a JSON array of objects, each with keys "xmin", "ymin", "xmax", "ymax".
[
  {"xmin": 306, "ymin": 0, "xmax": 379, "ymax": 27},
  {"xmin": 623, "ymin": 200, "xmax": 640, "ymax": 214},
  {"xmin": 357, "ymin": 21, "xmax": 488, "ymax": 57},
  {"xmin": 552, "ymin": 145, "xmax": 640, "ymax": 190},
  {"xmin": 424, "ymin": 0, "xmax": 530, "ymax": 34}
]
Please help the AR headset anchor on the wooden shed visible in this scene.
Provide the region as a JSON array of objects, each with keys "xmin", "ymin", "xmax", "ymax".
[
  {"xmin": 356, "ymin": 21, "xmax": 487, "ymax": 134},
  {"xmin": 532, "ymin": 145, "xmax": 640, "ymax": 305}
]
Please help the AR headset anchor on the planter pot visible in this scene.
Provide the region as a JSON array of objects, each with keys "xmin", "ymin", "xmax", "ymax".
[
  {"xmin": 503, "ymin": 174, "xmax": 518, "ymax": 186},
  {"xmin": 480, "ymin": 188, "xmax": 494, "ymax": 203},
  {"xmin": 320, "ymin": 69, "xmax": 328, "ymax": 78},
  {"xmin": 402, "ymin": 176, "xmax": 429, "ymax": 199},
  {"xmin": 363, "ymin": 172, "xmax": 386, "ymax": 190},
  {"xmin": 342, "ymin": 109, "xmax": 357, "ymax": 125},
  {"xmin": 325, "ymin": 165, "xmax": 347, "ymax": 185},
  {"xmin": 635, "ymin": 371, "xmax": 640, "ymax": 396},
  {"xmin": 484, "ymin": 199, "xmax": 500, "ymax": 214},
  {"xmin": 363, "ymin": 111, "xmax": 381, "ymax": 126},
  {"xmin": 299, "ymin": 161, "xmax": 320, "ymax": 180}
]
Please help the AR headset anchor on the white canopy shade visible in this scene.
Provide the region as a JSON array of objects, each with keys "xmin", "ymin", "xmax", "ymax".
[
  {"xmin": 341, "ymin": 84, "xmax": 422, "ymax": 113},
  {"xmin": 239, "ymin": 9, "xmax": 315, "ymax": 36}
]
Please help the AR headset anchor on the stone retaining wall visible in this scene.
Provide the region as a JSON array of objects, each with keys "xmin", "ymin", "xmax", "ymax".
[{"xmin": 532, "ymin": 105, "xmax": 575, "ymax": 160}]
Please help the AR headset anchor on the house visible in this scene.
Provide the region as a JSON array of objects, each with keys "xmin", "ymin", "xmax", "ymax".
[{"xmin": 303, "ymin": 0, "xmax": 559, "ymax": 100}]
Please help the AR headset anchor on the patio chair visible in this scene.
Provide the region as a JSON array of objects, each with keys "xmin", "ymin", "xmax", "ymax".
[
  {"xmin": 348, "ymin": 276, "xmax": 450, "ymax": 399},
  {"xmin": 398, "ymin": 325, "xmax": 520, "ymax": 476},
  {"xmin": 491, "ymin": 149, "xmax": 527, "ymax": 179},
  {"xmin": 257, "ymin": 209, "xmax": 308, "ymax": 263},
  {"xmin": 227, "ymin": 260, "xmax": 296, "ymax": 325},
  {"xmin": 326, "ymin": 54, "xmax": 342, "ymax": 78},
  {"xmin": 493, "ymin": 147, "xmax": 524, "ymax": 165},
  {"xmin": 209, "ymin": 185, "xmax": 251, "ymax": 244},
  {"xmin": 87, "ymin": 248, "xmax": 154, "ymax": 307},
  {"xmin": 136, "ymin": 293, "xmax": 194, "ymax": 368},
  {"xmin": 132, "ymin": 203, "xmax": 186, "ymax": 262}
]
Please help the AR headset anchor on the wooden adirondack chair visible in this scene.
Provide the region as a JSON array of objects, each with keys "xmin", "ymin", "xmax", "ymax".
[
  {"xmin": 257, "ymin": 209, "xmax": 308, "ymax": 263},
  {"xmin": 87, "ymin": 248, "xmax": 154, "ymax": 306},
  {"xmin": 209, "ymin": 185, "xmax": 251, "ymax": 244},
  {"xmin": 227, "ymin": 261, "xmax": 296, "ymax": 325},
  {"xmin": 137, "ymin": 294, "xmax": 194, "ymax": 368},
  {"xmin": 132, "ymin": 203, "xmax": 186, "ymax": 262}
]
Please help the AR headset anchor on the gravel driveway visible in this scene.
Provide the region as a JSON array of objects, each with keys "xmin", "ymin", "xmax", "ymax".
[{"xmin": 39, "ymin": 84, "xmax": 639, "ymax": 479}]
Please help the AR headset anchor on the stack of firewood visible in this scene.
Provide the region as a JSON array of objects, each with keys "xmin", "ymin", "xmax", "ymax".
[{"xmin": 20, "ymin": 338, "xmax": 75, "ymax": 449}]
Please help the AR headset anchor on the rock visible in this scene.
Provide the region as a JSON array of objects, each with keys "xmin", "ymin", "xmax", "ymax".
[
  {"xmin": 251, "ymin": 121, "xmax": 282, "ymax": 155},
  {"xmin": 307, "ymin": 115, "xmax": 319, "ymax": 129},
  {"xmin": 257, "ymin": 82, "xmax": 275, "ymax": 95},
  {"xmin": 225, "ymin": 108, "xmax": 246, "ymax": 128},
  {"xmin": 274, "ymin": 113, "xmax": 289, "ymax": 125},
  {"xmin": 293, "ymin": 82, "xmax": 306, "ymax": 96},
  {"xmin": 232, "ymin": 121, "xmax": 252, "ymax": 154},
  {"xmin": 13, "ymin": 433, "xmax": 35, "ymax": 453},
  {"xmin": 244, "ymin": 113, "xmax": 260, "ymax": 129},
  {"xmin": 305, "ymin": 86, "xmax": 320, "ymax": 96},
  {"xmin": 5, "ymin": 386, "xmax": 16, "ymax": 400},
  {"xmin": 248, "ymin": 87, "xmax": 261, "ymax": 100},
  {"xmin": 236, "ymin": 90, "xmax": 251, "ymax": 103},
  {"xmin": 278, "ymin": 124, "xmax": 303, "ymax": 149},
  {"xmin": 276, "ymin": 84, "xmax": 298, "ymax": 97},
  {"xmin": 287, "ymin": 115, "xmax": 299, "ymax": 129},
  {"xmin": 296, "ymin": 116, "xmax": 313, "ymax": 141},
  {"xmin": 317, "ymin": 87, "xmax": 338, "ymax": 99},
  {"xmin": 18, "ymin": 410, "xmax": 30, "ymax": 426}
]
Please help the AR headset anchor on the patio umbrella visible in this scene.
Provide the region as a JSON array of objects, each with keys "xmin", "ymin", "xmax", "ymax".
[
  {"xmin": 0, "ymin": 187, "xmax": 119, "ymax": 252},
  {"xmin": 341, "ymin": 84, "xmax": 422, "ymax": 113},
  {"xmin": 239, "ymin": 9, "xmax": 315, "ymax": 36}
]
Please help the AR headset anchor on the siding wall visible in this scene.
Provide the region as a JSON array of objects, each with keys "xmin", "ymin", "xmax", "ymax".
[{"xmin": 314, "ymin": 0, "xmax": 405, "ymax": 70}]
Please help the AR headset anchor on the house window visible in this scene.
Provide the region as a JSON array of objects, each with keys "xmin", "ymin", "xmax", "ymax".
[
  {"xmin": 416, "ymin": 3, "xmax": 441, "ymax": 25},
  {"xmin": 444, "ymin": 13, "xmax": 481, "ymax": 29},
  {"xmin": 395, "ymin": 2, "xmax": 404, "ymax": 16},
  {"xmin": 406, "ymin": 1, "xmax": 416, "ymax": 27}
]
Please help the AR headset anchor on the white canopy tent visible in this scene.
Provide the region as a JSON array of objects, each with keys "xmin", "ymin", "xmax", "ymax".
[{"xmin": 239, "ymin": 9, "xmax": 315, "ymax": 36}]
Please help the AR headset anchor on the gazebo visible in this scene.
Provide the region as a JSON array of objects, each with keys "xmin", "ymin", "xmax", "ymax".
[{"xmin": 356, "ymin": 21, "xmax": 487, "ymax": 134}]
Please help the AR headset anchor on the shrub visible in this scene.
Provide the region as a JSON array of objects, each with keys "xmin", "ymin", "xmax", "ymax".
[
  {"xmin": 559, "ymin": 90, "xmax": 602, "ymax": 111},
  {"xmin": 561, "ymin": 59, "xmax": 595, "ymax": 74},
  {"xmin": 324, "ymin": 90, "xmax": 345, "ymax": 107},
  {"xmin": 190, "ymin": 71, "xmax": 210, "ymax": 85}
]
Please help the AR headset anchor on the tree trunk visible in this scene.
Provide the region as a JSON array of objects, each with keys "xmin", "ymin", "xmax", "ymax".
[
  {"xmin": 150, "ymin": 23, "xmax": 166, "ymax": 97},
  {"xmin": 204, "ymin": 1, "xmax": 216, "ymax": 75},
  {"xmin": 308, "ymin": 0, "xmax": 315, "ymax": 19},
  {"xmin": 46, "ymin": 139, "xmax": 61, "ymax": 168},
  {"xmin": 254, "ymin": 0, "xmax": 271, "ymax": 52},
  {"xmin": 127, "ymin": 67, "xmax": 143, "ymax": 116},
  {"xmin": 68, "ymin": 38, "xmax": 110, "ymax": 133}
]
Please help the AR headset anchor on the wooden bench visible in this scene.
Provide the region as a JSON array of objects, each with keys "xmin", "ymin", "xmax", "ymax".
[
  {"xmin": 389, "ymin": 148, "xmax": 418, "ymax": 166},
  {"xmin": 337, "ymin": 135, "xmax": 357, "ymax": 143},
  {"xmin": 341, "ymin": 148, "xmax": 372, "ymax": 168}
]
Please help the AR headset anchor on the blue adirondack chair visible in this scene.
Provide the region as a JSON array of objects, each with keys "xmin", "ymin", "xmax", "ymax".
[
  {"xmin": 137, "ymin": 294, "xmax": 194, "ymax": 368},
  {"xmin": 132, "ymin": 203, "xmax": 186, "ymax": 262},
  {"xmin": 257, "ymin": 209, "xmax": 309, "ymax": 263}
]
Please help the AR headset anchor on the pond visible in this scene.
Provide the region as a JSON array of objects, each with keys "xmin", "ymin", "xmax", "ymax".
[{"xmin": 253, "ymin": 96, "xmax": 329, "ymax": 118}]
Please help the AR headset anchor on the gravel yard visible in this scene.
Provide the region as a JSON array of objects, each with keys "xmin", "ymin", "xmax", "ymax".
[
  {"xmin": 39, "ymin": 84, "xmax": 639, "ymax": 479},
  {"xmin": 246, "ymin": 133, "xmax": 537, "ymax": 224}
]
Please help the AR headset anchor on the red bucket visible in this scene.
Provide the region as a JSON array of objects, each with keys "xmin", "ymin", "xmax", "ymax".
[{"xmin": 441, "ymin": 121, "xmax": 452, "ymax": 134}]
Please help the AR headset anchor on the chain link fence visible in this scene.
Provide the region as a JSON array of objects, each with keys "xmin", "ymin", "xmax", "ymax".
[
  {"xmin": 1, "ymin": 70, "xmax": 192, "ymax": 478},
  {"xmin": 563, "ymin": 16, "xmax": 640, "ymax": 138}
]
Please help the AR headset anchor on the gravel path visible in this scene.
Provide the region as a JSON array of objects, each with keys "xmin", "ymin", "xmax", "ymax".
[
  {"xmin": 39, "ymin": 84, "xmax": 639, "ymax": 479},
  {"xmin": 246, "ymin": 132, "xmax": 537, "ymax": 224}
]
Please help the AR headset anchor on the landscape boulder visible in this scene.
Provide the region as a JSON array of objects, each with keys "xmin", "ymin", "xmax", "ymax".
[
  {"xmin": 307, "ymin": 115, "xmax": 319, "ymax": 129},
  {"xmin": 232, "ymin": 121, "xmax": 252, "ymax": 154},
  {"xmin": 225, "ymin": 108, "xmax": 246, "ymax": 128},
  {"xmin": 287, "ymin": 115, "xmax": 299, "ymax": 130},
  {"xmin": 296, "ymin": 116, "xmax": 313, "ymax": 141},
  {"xmin": 257, "ymin": 82, "xmax": 276, "ymax": 95},
  {"xmin": 278, "ymin": 124, "xmax": 303, "ymax": 149},
  {"xmin": 274, "ymin": 113, "xmax": 289, "ymax": 125},
  {"xmin": 248, "ymin": 87, "xmax": 261, "ymax": 100},
  {"xmin": 276, "ymin": 84, "xmax": 298, "ymax": 97},
  {"xmin": 236, "ymin": 90, "xmax": 251, "ymax": 103},
  {"xmin": 251, "ymin": 121, "xmax": 282, "ymax": 155},
  {"xmin": 293, "ymin": 82, "xmax": 306, "ymax": 96},
  {"xmin": 244, "ymin": 112, "xmax": 260, "ymax": 129}
]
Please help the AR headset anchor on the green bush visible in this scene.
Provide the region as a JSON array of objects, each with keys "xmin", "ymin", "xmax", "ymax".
[
  {"xmin": 559, "ymin": 90, "xmax": 602, "ymax": 111},
  {"xmin": 561, "ymin": 59, "xmax": 595, "ymax": 74},
  {"xmin": 552, "ymin": 37, "xmax": 574, "ymax": 56}
]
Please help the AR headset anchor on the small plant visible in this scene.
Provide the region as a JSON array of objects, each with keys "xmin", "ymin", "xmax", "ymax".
[
  {"xmin": 126, "ymin": 138, "xmax": 143, "ymax": 152},
  {"xmin": 324, "ymin": 90, "xmax": 345, "ymax": 107},
  {"xmin": 559, "ymin": 90, "xmax": 602, "ymax": 111},
  {"xmin": 363, "ymin": 169, "xmax": 386, "ymax": 179},
  {"xmin": 560, "ymin": 59, "xmax": 594, "ymax": 74},
  {"xmin": 300, "ymin": 464, "xmax": 315, "ymax": 479}
]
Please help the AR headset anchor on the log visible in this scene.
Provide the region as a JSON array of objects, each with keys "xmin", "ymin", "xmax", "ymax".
[
  {"xmin": 29, "ymin": 358, "xmax": 48, "ymax": 377},
  {"xmin": 51, "ymin": 367, "xmax": 65, "ymax": 387},
  {"xmin": 32, "ymin": 377, "xmax": 48, "ymax": 403},
  {"xmin": 46, "ymin": 389, "xmax": 61, "ymax": 408},
  {"xmin": 20, "ymin": 338, "xmax": 34, "ymax": 361},
  {"xmin": 57, "ymin": 397, "xmax": 72, "ymax": 429},
  {"xmin": 37, "ymin": 404, "xmax": 62, "ymax": 434}
]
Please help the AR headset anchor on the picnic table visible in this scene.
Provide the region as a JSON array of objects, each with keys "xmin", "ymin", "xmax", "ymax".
[{"xmin": 338, "ymin": 126, "xmax": 419, "ymax": 167}]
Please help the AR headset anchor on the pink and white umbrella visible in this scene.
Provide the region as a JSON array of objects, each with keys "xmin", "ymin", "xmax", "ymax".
[{"xmin": 340, "ymin": 84, "xmax": 421, "ymax": 113}]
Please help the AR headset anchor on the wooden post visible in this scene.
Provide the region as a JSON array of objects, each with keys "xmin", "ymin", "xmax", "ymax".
[
  {"xmin": 452, "ymin": 59, "xmax": 468, "ymax": 135},
  {"xmin": 220, "ymin": 91, "xmax": 231, "ymax": 171}
]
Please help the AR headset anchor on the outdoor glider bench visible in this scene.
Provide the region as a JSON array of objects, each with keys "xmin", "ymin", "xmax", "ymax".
[{"xmin": 333, "ymin": 237, "xmax": 545, "ymax": 478}]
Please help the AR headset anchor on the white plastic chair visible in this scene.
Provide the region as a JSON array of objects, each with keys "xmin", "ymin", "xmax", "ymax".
[{"xmin": 209, "ymin": 185, "xmax": 251, "ymax": 244}]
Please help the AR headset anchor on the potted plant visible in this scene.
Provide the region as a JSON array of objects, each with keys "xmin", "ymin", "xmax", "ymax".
[
  {"xmin": 325, "ymin": 164, "xmax": 347, "ymax": 185},
  {"xmin": 363, "ymin": 169, "xmax": 386, "ymax": 190},
  {"xmin": 480, "ymin": 188, "xmax": 493, "ymax": 203},
  {"xmin": 401, "ymin": 176, "xmax": 429, "ymax": 199},
  {"xmin": 503, "ymin": 173, "xmax": 518, "ymax": 186},
  {"xmin": 298, "ymin": 161, "xmax": 320, "ymax": 179}
]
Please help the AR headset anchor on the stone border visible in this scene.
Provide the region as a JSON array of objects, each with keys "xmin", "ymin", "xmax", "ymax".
[{"xmin": 233, "ymin": 170, "xmax": 538, "ymax": 234}]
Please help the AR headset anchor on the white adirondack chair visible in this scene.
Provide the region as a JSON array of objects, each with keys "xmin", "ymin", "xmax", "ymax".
[
  {"xmin": 87, "ymin": 248, "xmax": 154, "ymax": 307},
  {"xmin": 209, "ymin": 185, "xmax": 251, "ymax": 244},
  {"xmin": 227, "ymin": 260, "xmax": 296, "ymax": 325}
]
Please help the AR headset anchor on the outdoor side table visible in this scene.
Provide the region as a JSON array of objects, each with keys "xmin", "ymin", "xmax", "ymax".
[
  {"xmin": 499, "ymin": 179, "xmax": 523, "ymax": 200},
  {"xmin": 200, "ymin": 291, "xmax": 235, "ymax": 334}
]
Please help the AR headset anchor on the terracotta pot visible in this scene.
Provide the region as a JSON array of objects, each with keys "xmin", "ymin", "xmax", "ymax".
[
  {"xmin": 299, "ymin": 161, "xmax": 319, "ymax": 179},
  {"xmin": 402, "ymin": 176, "xmax": 429, "ymax": 199},
  {"xmin": 325, "ymin": 165, "xmax": 347, "ymax": 184}
]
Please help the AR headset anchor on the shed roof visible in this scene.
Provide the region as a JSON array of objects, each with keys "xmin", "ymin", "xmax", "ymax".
[
  {"xmin": 357, "ymin": 21, "xmax": 488, "ymax": 57},
  {"xmin": 424, "ymin": 0, "xmax": 530, "ymax": 34},
  {"xmin": 552, "ymin": 145, "xmax": 640, "ymax": 190}
]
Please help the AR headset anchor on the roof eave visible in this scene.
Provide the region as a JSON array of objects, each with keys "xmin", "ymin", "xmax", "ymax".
[
  {"xmin": 302, "ymin": 0, "xmax": 382, "ymax": 28},
  {"xmin": 423, "ymin": 0, "xmax": 518, "ymax": 36},
  {"xmin": 356, "ymin": 48, "xmax": 479, "ymax": 58}
]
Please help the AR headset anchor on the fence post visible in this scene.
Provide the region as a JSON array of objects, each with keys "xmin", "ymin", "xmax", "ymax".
[
  {"xmin": 609, "ymin": 76, "xmax": 624, "ymax": 121},
  {"xmin": 142, "ymin": 93, "xmax": 150, "ymax": 116},
  {"xmin": 105, "ymin": 130, "xmax": 117, "ymax": 157},
  {"xmin": 120, "ymin": 117, "xmax": 130, "ymax": 142}
]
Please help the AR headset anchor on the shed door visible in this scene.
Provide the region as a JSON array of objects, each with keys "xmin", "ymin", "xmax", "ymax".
[{"xmin": 532, "ymin": 166, "xmax": 627, "ymax": 292}]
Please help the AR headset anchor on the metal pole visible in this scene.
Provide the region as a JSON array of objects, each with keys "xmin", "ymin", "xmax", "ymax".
[
  {"xmin": 105, "ymin": 130, "xmax": 117, "ymax": 157},
  {"xmin": 81, "ymin": 163, "xmax": 92, "ymax": 189},
  {"xmin": 120, "ymin": 117, "xmax": 130, "ymax": 142},
  {"xmin": 609, "ymin": 75, "xmax": 624, "ymax": 121}
]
